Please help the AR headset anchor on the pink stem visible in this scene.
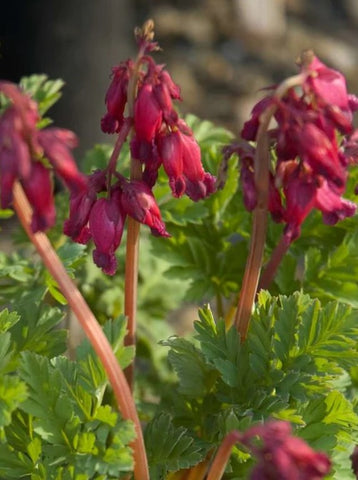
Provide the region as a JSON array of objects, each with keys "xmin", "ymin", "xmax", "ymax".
[
  {"xmin": 233, "ymin": 73, "xmax": 306, "ymax": 341},
  {"xmin": 12, "ymin": 182, "xmax": 149, "ymax": 480},
  {"xmin": 259, "ymin": 233, "xmax": 291, "ymax": 290},
  {"xmin": 206, "ymin": 432, "xmax": 241, "ymax": 480}
]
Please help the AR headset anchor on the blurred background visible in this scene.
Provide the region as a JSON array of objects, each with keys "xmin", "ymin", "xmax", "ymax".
[{"xmin": 2, "ymin": 0, "xmax": 358, "ymax": 154}]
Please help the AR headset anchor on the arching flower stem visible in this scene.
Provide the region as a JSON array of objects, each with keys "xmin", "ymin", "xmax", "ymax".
[
  {"xmin": 233, "ymin": 73, "xmax": 305, "ymax": 341},
  {"xmin": 12, "ymin": 182, "xmax": 150, "ymax": 480}
]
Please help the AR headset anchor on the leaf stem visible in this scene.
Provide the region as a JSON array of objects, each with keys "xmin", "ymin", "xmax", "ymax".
[
  {"xmin": 12, "ymin": 182, "xmax": 149, "ymax": 480},
  {"xmin": 206, "ymin": 431, "xmax": 241, "ymax": 480}
]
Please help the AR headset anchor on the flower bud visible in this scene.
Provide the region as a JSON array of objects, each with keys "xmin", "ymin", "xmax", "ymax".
[
  {"xmin": 298, "ymin": 123, "xmax": 346, "ymax": 188},
  {"xmin": 314, "ymin": 179, "xmax": 356, "ymax": 225},
  {"xmin": 22, "ymin": 162, "xmax": 56, "ymax": 232},
  {"xmin": 0, "ymin": 108, "xmax": 31, "ymax": 207},
  {"xmin": 89, "ymin": 190, "xmax": 126, "ymax": 275},
  {"xmin": 120, "ymin": 180, "xmax": 170, "ymax": 237},
  {"xmin": 180, "ymin": 130, "xmax": 216, "ymax": 201},
  {"xmin": 157, "ymin": 131, "xmax": 185, "ymax": 197},
  {"xmin": 134, "ymin": 83, "xmax": 162, "ymax": 142},
  {"xmin": 38, "ymin": 128, "xmax": 87, "ymax": 193},
  {"xmin": 63, "ymin": 188, "xmax": 96, "ymax": 244}
]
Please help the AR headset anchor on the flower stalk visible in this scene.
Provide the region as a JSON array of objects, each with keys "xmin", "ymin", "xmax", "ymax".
[
  {"xmin": 234, "ymin": 74, "xmax": 306, "ymax": 341},
  {"xmin": 123, "ymin": 158, "xmax": 142, "ymax": 389},
  {"xmin": 122, "ymin": 27, "xmax": 147, "ymax": 389},
  {"xmin": 12, "ymin": 181, "xmax": 150, "ymax": 480},
  {"xmin": 258, "ymin": 232, "xmax": 291, "ymax": 290},
  {"xmin": 233, "ymin": 105, "xmax": 272, "ymax": 340},
  {"xmin": 206, "ymin": 432, "xmax": 241, "ymax": 480}
]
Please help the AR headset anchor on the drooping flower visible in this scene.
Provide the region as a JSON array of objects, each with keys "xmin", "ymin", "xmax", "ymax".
[
  {"xmin": 120, "ymin": 179, "xmax": 170, "ymax": 237},
  {"xmin": 239, "ymin": 421, "xmax": 331, "ymax": 480},
  {"xmin": 221, "ymin": 142, "xmax": 284, "ymax": 221},
  {"xmin": 37, "ymin": 128, "xmax": 87, "ymax": 192},
  {"xmin": 350, "ymin": 445, "xmax": 358, "ymax": 478},
  {"xmin": 90, "ymin": 21, "xmax": 215, "ymax": 274},
  {"xmin": 89, "ymin": 189, "xmax": 126, "ymax": 275},
  {"xmin": 134, "ymin": 83, "xmax": 163, "ymax": 143},
  {"xmin": 300, "ymin": 52, "xmax": 354, "ymax": 119},
  {"xmin": 0, "ymin": 106, "xmax": 31, "ymax": 208},
  {"xmin": 157, "ymin": 130, "xmax": 185, "ymax": 197},
  {"xmin": 64, "ymin": 170, "xmax": 106, "ymax": 244},
  {"xmin": 0, "ymin": 81, "xmax": 86, "ymax": 233},
  {"xmin": 180, "ymin": 126, "xmax": 216, "ymax": 201},
  {"xmin": 236, "ymin": 52, "xmax": 358, "ymax": 244},
  {"xmin": 22, "ymin": 162, "xmax": 56, "ymax": 232},
  {"xmin": 102, "ymin": 49, "xmax": 216, "ymax": 204},
  {"xmin": 101, "ymin": 61, "xmax": 132, "ymax": 134},
  {"xmin": 157, "ymin": 124, "xmax": 216, "ymax": 201}
]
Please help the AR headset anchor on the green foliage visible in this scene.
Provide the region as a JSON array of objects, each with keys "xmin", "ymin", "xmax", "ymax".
[
  {"xmin": 145, "ymin": 413, "xmax": 208, "ymax": 479},
  {"xmin": 0, "ymin": 208, "xmax": 14, "ymax": 220},
  {"xmin": 302, "ymin": 231, "xmax": 358, "ymax": 307},
  {"xmin": 0, "ymin": 237, "xmax": 87, "ymax": 307},
  {"xmin": 19, "ymin": 74, "xmax": 65, "ymax": 127},
  {"xmin": 1, "ymin": 80, "xmax": 358, "ymax": 479},
  {"xmin": 82, "ymin": 144, "xmax": 117, "ymax": 174},
  {"xmin": 0, "ymin": 311, "xmax": 135, "ymax": 480},
  {"xmin": 269, "ymin": 191, "xmax": 358, "ymax": 310},
  {"xmin": 160, "ymin": 294, "xmax": 358, "ymax": 478},
  {"xmin": 151, "ymin": 114, "xmax": 247, "ymax": 305},
  {"xmin": 0, "ymin": 310, "xmax": 28, "ymax": 429}
]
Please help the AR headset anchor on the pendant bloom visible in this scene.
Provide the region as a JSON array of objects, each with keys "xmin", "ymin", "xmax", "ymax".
[
  {"xmin": 75, "ymin": 20, "xmax": 217, "ymax": 274},
  {"xmin": 237, "ymin": 51, "xmax": 358, "ymax": 243},
  {"xmin": 239, "ymin": 421, "xmax": 331, "ymax": 480},
  {"xmin": 101, "ymin": 40, "xmax": 216, "ymax": 205},
  {"xmin": 0, "ymin": 81, "xmax": 86, "ymax": 232}
]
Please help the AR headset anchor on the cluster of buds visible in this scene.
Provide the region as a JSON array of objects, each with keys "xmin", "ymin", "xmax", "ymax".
[
  {"xmin": 236, "ymin": 51, "xmax": 358, "ymax": 243},
  {"xmin": 65, "ymin": 20, "xmax": 215, "ymax": 274},
  {"xmin": 101, "ymin": 22, "xmax": 215, "ymax": 201},
  {"xmin": 64, "ymin": 166, "xmax": 170, "ymax": 275},
  {"xmin": 238, "ymin": 420, "xmax": 331, "ymax": 479},
  {"xmin": 0, "ymin": 82, "xmax": 86, "ymax": 232},
  {"xmin": 130, "ymin": 67, "xmax": 215, "ymax": 201}
]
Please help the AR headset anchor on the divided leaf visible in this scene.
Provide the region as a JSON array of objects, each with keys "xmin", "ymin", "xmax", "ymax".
[{"xmin": 145, "ymin": 413, "xmax": 207, "ymax": 479}]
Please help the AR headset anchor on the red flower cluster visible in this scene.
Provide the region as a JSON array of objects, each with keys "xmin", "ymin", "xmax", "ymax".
[
  {"xmin": 64, "ymin": 170, "xmax": 169, "ymax": 275},
  {"xmin": 65, "ymin": 23, "xmax": 215, "ymax": 274},
  {"xmin": 350, "ymin": 445, "xmax": 358, "ymax": 478},
  {"xmin": 101, "ymin": 57, "xmax": 215, "ymax": 202},
  {"xmin": 240, "ymin": 52, "xmax": 357, "ymax": 242},
  {"xmin": 0, "ymin": 82, "xmax": 86, "ymax": 232},
  {"xmin": 239, "ymin": 420, "xmax": 331, "ymax": 479}
]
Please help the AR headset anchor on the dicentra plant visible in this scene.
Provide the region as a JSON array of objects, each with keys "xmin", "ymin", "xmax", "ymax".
[{"xmin": 0, "ymin": 20, "xmax": 357, "ymax": 480}]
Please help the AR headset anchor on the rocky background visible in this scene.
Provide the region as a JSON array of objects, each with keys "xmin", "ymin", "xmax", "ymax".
[
  {"xmin": 2, "ymin": 0, "xmax": 358, "ymax": 151},
  {"xmin": 145, "ymin": 0, "xmax": 358, "ymax": 134}
]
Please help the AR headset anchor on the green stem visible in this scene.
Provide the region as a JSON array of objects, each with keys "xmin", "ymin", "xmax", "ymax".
[{"xmin": 13, "ymin": 182, "xmax": 150, "ymax": 480}]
